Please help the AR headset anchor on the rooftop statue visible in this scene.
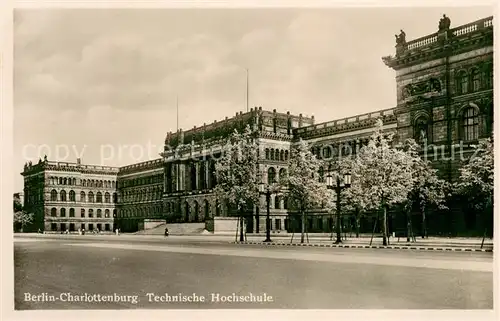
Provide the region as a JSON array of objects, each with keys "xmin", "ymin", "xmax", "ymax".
[
  {"xmin": 395, "ymin": 29, "xmax": 406, "ymax": 46},
  {"xmin": 438, "ymin": 14, "xmax": 451, "ymax": 32}
]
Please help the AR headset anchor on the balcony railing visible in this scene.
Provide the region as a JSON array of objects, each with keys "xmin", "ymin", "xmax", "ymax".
[{"xmin": 403, "ymin": 16, "xmax": 493, "ymax": 52}]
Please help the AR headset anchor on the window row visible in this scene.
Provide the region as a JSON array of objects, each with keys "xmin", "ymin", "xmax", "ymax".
[
  {"xmin": 267, "ymin": 167, "xmax": 287, "ymax": 185},
  {"xmin": 81, "ymin": 179, "xmax": 116, "ymax": 188},
  {"xmin": 265, "ymin": 148, "xmax": 289, "ymax": 161},
  {"xmin": 50, "ymin": 223, "xmax": 113, "ymax": 232},
  {"xmin": 121, "ymin": 188, "xmax": 163, "ymax": 203},
  {"xmin": 310, "ymin": 140, "xmax": 369, "ymax": 160},
  {"xmin": 48, "ymin": 177, "xmax": 116, "ymax": 188},
  {"xmin": 119, "ymin": 206, "xmax": 163, "ymax": 218},
  {"xmin": 119, "ymin": 174, "xmax": 163, "ymax": 188},
  {"xmin": 50, "ymin": 190, "xmax": 117, "ymax": 203},
  {"xmin": 49, "ymin": 207, "xmax": 117, "ymax": 218},
  {"xmin": 414, "ymin": 106, "xmax": 482, "ymax": 143},
  {"xmin": 455, "ymin": 66, "xmax": 493, "ymax": 96}
]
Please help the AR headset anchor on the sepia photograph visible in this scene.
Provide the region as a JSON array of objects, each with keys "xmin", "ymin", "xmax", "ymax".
[{"xmin": 9, "ymin": 2, "xmax": 495, "ymax": 312}]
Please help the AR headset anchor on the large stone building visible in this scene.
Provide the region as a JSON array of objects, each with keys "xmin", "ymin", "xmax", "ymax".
[
  {"xmin": 21, "ymin": 15, "xmax": 493, "ymax": 236},
  {"xmin": 21, "ymin": 158, "xmax": 118, "ymax": 233}
]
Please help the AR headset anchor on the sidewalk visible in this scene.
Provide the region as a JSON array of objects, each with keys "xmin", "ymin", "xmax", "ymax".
[
  {"xmin": 232, "ymin": 234, "xmax": 494, "ymax": 252},
  {"xmin": 14, "ymin": 233, "xmax": 493, "ymax": 252}
]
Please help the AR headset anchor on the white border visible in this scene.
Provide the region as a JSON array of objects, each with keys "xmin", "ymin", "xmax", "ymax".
[{"xmin": 2, "ymin": 1, "xmax": 499, "ymax": 321}]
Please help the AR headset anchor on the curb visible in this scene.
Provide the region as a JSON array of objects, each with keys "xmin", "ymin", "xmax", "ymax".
[{"xmin": 231, "ymin": 241, "xmax": 493, "ymax": 252}]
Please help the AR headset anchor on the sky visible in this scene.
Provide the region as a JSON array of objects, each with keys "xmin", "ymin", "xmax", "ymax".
[{"xmin": 13, "ymin": 6, "xmax": 494, "ymax": 191}]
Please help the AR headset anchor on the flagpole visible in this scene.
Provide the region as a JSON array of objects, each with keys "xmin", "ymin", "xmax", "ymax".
[
  {"xmin": 246, "ymin": 68, "xmax": 249, "ymax": 113},
  {"xmin": 176, "ymin": 95, "xmax": 179, "ymax": 132}
]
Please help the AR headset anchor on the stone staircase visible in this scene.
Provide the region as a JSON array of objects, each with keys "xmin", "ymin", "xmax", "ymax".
[{"xmin": 134, "ymin": 223, "xmax": 207, "ymax": 235}]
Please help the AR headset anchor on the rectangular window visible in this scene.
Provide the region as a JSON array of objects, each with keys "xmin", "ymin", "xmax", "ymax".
[
  {"xmin": 81, "ymin": 223, "xmax": 85, "ymax": 230},
  {"xmin": 97, "ymin": 223, "xmax": 102, "ymax": 231},
  {"xmin": 275, "ymin": 219, "xmax": 281, "ymax": 230},
  {"xmin": 88, "ymin": 224, "xmax": 94, "ymax": 231},
  {"xmin": 51, "ymin": 223, "xmax": 57, "ymax": 231},
  {"xmin": 105, "ymin": 224, "xmax": 110, "ymax": 231},
  {"xmin": 60, "ymin": 223, "xmax": 66, "ymax": 231},
  {"xmin": 69, "ymin": 223, "xmax": 75, "ymax": 231}
]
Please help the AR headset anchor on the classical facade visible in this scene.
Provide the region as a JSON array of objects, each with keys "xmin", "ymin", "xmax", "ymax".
[
  {"xmin": 21, "ymin": 15, "xmax": 493, "ymax": 236},
  {"xmin": 116, "ymin": 159, "xmax": 164, "ymax": 232},
  {"xmin": 21, "ymin": 158, "xmax": 118, "ymax": 233},
  {"xmin": 161, "ymin": 108, "xmax": 314, "ymax": 234}
]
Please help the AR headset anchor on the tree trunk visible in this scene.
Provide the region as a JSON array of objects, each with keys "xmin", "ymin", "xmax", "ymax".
[
  {"xmin": 239, "ymin": 210, "xmax": 244, "ymax": 242},
  {"xmin": 382, "ymin": 204, "xmax": 388, "ymax": 246},
  {"xmin": 406, "ymin": 208, "xmax": 411, "ymax": 242},
  {"xmin": 355, "ymin": 213, "xmax": 360, "ymax": 238},
  {"xmin": 421, "ymin": 205, "xmax": 427, "ymax": 239},
  {"xmin": 300, "ymin": 210, "xmax": 305, "ymax": 244}
]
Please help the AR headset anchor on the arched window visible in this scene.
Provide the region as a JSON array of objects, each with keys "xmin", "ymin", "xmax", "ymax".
[
  {"xmin": 80, "ymin": 191, "xmax": 86, "ymax": 202},
  {"xmin": 97, "ymin": 209, "xmax": 102, "ymax": 218},
  {"xmin": 265, "ymin": 148, "xmax": 270, "ymax": 160},
  {"xmin": 82, "ymin": 180, "xmax": 86, "ymax": 187},
  {"xmin": 88, "ymin": 192, "xmax": 94, "ymax": 203},
  {"xmin": 471, "ymin": 69, "xmax": 481, "ymax": 92},
  {"xmin": 284, "ymin": 150, "xmax": 289, "ymax": 161},
  {"xmin": 60, "ymin": 190, "xmax": 67, "ymax": 202},
  {"xmin": 457, "ymin": 71, "xmax": 468, "ymax": 95},
  {"xmin": 280, "ymin": 150, "xmax": 284, "ymax": 161},
  {"xmin": 51, "ymin": 208, "xmax": 57, "ymax": 217},
  {"xmin": 69, "ymin": 190, "xmax": 76, "ymax": 202},
  {"xmin": 414, "ymin": 117, "xmax": 429, "ymax": 143},
  {"xmin": 73, "ymin": 178, "xmax": 76, "ymax": 185},
  {"xmin": 60, "ymin": 208, "xmax": 66, "ymax": 217},
  {"xmin": 113, "ymin": 209, "xmax": 117, "ymax": 218},
  {"xmin": 283, "ymin": 196, "xmax": 288, "ymax": 210},
  {"xmin": 59, "ymin": 178, "xmax": 63, "ymax": 185},
  {"xmin": 270, "ymin": 149, "xmax": 275, "ymax": 160},
  {"xmin": 104, "ymin": 209, "xmax": 110, "ymax": 218},
  {"xmin": 113, "ymin": 193, "xmax": 117, "ymax": 203},
  {"xmin": 462, "ymin": 107, "xmax": 479, "ymax": 141},
  {"xmin": 69, "ymin": 208, "xmax": 75, "ymax": 217},
  {"xmin": 104, "ymin": 192, "xmax": 110, "ymax": 203},
  {"xmin": 96, "ymin": 192, "xmax": 103, "ymax": 203},
  {"xmin": 89, "ymin": 209, "xmax": 94, "ymax": 218},
  {"xmin": 63, "ymin": 178, "xmax": 67, "ymax": 185},
  {"xmin": 268, "ymin": 167, "xmax": 276, "ymax": 184},
  {"xmin": 81, "ymin": 209, "xmax": 85, "ymax": 217},
  {"xmin": 50, "ymin": 189, "xmax": 57, "ymax": 201}
]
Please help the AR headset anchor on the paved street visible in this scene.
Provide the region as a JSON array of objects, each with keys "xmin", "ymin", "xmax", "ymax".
[{"xmin": 14, "ymin": 235, "xmax": 493, "ymax": 309}]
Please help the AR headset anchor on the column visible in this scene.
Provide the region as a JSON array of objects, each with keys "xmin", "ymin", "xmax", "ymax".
[
  {"xmin": 205, "ymin": 160, "xmax": 210, "ymax": 189},
  {"xmin": 195, "ymin": 162, "xmax": 200, "ymax": 191}
]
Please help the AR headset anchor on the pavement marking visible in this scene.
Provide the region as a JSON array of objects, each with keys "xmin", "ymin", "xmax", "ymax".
[
  {"xmin": 64, "ymin": 242, "xmax": 493, "ymax": 272},
  {"xmin": 234, "ymin": 241, "xmax": 493, "ymax": 253}
]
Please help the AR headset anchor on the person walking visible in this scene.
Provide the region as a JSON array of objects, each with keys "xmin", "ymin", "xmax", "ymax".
[{"xmin": 164, "ymin": 227, "xmax": 169, "ymax": 238}]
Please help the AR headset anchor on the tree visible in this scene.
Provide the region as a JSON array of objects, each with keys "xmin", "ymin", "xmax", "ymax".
[
  {"xmin": 214, "ymin": 125, "xmax": 261, "ymax": 242},
  {"xmin": 402, "ymin": 139, "xmax": 448, "ymax": 239},
  {"xmin": 349, "ymin": 119, "xmax": 414, "ymax": 245},
  {"xmin": 285, "ymin": 139, "xmax": 333, "ymax": 243},
  {"xmin": 14, "ymin": 211, "xmax": 34, "ymax": 233},
  {"xmin": 455, "ymin": 137, "xmax": 494, "ymax": 236}
]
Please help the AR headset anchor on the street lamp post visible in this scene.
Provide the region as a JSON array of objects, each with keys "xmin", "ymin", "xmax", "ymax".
[
  {"xmin": 259, "ymin": 183, "xmax": 275, "ymax": 243},
  {"xmin": 326, "ymin": 173, "xmax": 351, "ymax": 244}
]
